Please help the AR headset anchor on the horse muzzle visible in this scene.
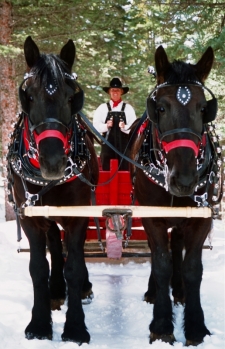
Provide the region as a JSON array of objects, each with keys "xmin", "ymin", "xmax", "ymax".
[
  {"xmin": 166, "ymin": 166, "xmax": 199, "ymax": 197},
  {"xmin": 38, "ymin": 137, "xmax": 68, "ymax": 180}
]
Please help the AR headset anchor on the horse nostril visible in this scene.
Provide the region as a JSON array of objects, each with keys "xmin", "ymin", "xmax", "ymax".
[{"xmin": 169, "ymin": 171, "xmax": 198, "ymax": 196}]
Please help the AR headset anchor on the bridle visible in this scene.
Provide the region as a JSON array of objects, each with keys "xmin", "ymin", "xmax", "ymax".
[
  {"xmin": 146, "ymin": 80, "xmax": 218, "ymax": 159},
  {"xmin": 138, "ymin": 80, "xmax": 223, "ymax": 208},
  {"xmin": 23, "ymin": 116, "xmax": 73, "ymax": 165},
  {"xmin": 19, "ymin": 71, "xmax": 80, "ymax": 158},
  {"xmin": 7, "ymin": 70, "xmax": 91, "ymax": 210}
]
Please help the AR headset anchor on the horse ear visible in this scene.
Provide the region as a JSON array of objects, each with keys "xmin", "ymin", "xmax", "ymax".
[
  {"xmin": 60, "ymin": 39, "xmax": 76, "ymax": 70},
  {"xmin": 155, "ymin": 45, "xmax": 170, "ymax": 84},
  {"xmin": 194, "ymin": 47, "xmax": 214, "ymax": 82},
  {"xmin": 24, "ymin": 36, "xmax": 40, "ymax": 69}
]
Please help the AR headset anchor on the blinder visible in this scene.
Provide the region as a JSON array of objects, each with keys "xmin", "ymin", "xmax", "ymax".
[
  {"xmin": 71, "ymin": 85, "xmax": 84, "ymax": 116},
  {"xmin": 146, "ymin": 82, "xmax": 217, "ymax": 124},
  {"xmin": 146, "ymin": 96, "xmax": 157, "ymax": 124},
  {"xmin": 19, "ymin": 82, "xmax": 29, "ymax": 115},
  {"xmin": 204, "ymin": 96, "xmax": 217, "ymax": 123}
]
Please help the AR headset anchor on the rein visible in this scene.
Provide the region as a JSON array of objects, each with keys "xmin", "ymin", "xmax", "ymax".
[
  {"xmin": 162, "ymin": 140, "xmax": 199, "ymax": 157},
  {"xmin": 78, "ymin": 111, "xmax": 152, "ymax": 173}
]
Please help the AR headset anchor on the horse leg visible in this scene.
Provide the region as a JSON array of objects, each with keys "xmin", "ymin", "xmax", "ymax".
[
  {"xmin": 144, "ymin": 239, "xmax": 156, "ymax": 303},
  {"xmin": 63, "ymin": 228, "xmax": 93, "ymax": 304},
  {"xmin": 22, "ymin": 221, "xmax": 52, "ymax": 340},
  {"xmin": 170, "ymin": 226, "xmax": 185, "ymax": 305},
  {"xmin": 144, "ymin": 270, "xmax": 156, "ymax": 303},
  {"xmin": 61, "ymin": 217, "xmax": 90, "ymax": 344},
  {"xmin": 182, "ymin": 221, "xmax": 211, "ymax": 346},
  {"xmin": 46, "ymin": 221, "xmax": 66, "ymax": 310},
  {"xmin": 143, "ymin": 220, "xmax": 175, "ymax": 344},
  {"xmin": 81, "ymin": 264, "xmax": 94, "ymax": 304}
]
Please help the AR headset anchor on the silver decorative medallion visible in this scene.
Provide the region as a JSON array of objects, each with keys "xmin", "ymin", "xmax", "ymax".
[
  {"xmin": 176, "ymin": 86, "xmax": 191, "ymax": 105},
  {"xmin": 45, "ymin": 83, "xmax": 58, "ymax": 95}
]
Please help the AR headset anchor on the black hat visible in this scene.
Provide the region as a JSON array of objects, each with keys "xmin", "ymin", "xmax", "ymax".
[{"xmin": 102, "ymin": 77, "xmax": 129, "ymax": 94}]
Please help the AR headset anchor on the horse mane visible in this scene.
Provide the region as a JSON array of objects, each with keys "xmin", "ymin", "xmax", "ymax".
[
  {"xmin": 165, "ymin": 60, "xmax": 199, "ymax": 84},
  {"xmin": 30, "ymin": 54, "xmax": 75, "ymax": 90}
]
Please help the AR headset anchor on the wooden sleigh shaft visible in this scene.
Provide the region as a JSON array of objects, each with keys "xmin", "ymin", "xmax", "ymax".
[{"xmin": 23, "ymin": 205, "xmax": 212, "ymax": 218}]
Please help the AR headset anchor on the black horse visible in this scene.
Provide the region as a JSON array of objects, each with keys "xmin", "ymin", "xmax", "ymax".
[
  {"xmin": 130, "ymin": 46, "xmax": 223, "ymax": 345},
  {"xmin": 7, "ymin": 36, "xmax": 98, "ymax": 344}
]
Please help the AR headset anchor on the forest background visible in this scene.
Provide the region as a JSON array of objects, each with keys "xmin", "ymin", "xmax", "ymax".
[{"xmin": 0, "ymin": 0, "xmax": 225, "ymax": 219}]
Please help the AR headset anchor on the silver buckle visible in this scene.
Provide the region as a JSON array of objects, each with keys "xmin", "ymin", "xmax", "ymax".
[{"xmin": 194, "ymin": 192, "xmax": 208, "ymax": 206}]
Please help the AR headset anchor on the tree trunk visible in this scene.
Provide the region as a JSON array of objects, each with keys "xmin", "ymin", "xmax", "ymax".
[{"xmin": 0, "ymin": 1, "xmax": 17, "ymax": 220}]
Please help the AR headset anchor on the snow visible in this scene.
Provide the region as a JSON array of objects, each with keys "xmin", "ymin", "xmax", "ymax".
[{"xmin": 0, "ymin": 184, "xmax": 224, "ymax": 348}]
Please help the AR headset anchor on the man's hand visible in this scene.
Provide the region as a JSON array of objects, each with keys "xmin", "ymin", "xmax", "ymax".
[
  {"xmin": 107, "ymin": 119, "xmax": 113, "ymax": 128},
  {"xmin": 119, "ymin": 121, "xmax": 125, "ymax": 129}
]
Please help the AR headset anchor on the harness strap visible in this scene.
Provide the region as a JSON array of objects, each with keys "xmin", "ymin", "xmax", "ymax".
[
  {"xmin": 106, "ymin": 102, "xmax": 126, "ymax": 112},
  {"xmin": 162, "ymin": 139, "xmax": 199, "ymax": 157},
  {"xmin": 79, "ymin": 111, "xmax": 148, "ymax": 172},
  {"xmin": 29, "ymin": 118, "xmax": 70, "ymax": 133},
  {"xmin": 33, "ymin": 130, "xmax": 68, "ymax": 149},
  {"xmin": 159, "ymin": 127, "xmax": 202, "ymax": 141},
  {"xmin": 15, "ymin": 208, "xmax": 22, "ymax": 242},
  {"xmin": 123, "ymin": 189, "xmax": 135, "ymax": 248},
  {"xmin": 121, "ymin": 102, "xmax": 126, "ymax": 112},
  {"xmin": 91, "ymin": 188, "xmax": 105, "ymax": 252},
  {"xmin": 21, "ymin": 178, "xmax": 61, "ymax": 207}
]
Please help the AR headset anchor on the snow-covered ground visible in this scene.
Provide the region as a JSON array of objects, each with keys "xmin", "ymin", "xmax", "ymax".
[{"xmin": 0, "ymin": 183, "xmax": 224, "ymax": 349}]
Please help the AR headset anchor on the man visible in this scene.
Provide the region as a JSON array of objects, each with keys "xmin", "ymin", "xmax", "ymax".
[{"xmin": 93, "ymin": 77, "xmax": 136, "ymax": 170}]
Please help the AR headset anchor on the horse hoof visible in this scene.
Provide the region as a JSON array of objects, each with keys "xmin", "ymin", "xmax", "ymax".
[
  {"xmin": 150, "ymin": 332, "xmax": 176, "ymax": 344},
  {"xmin": 186, "ymin": 339, "xmax": 203, "ymax": 346},
  {"xmin": 25, "ymin": 331, "xmax": 52, "ymax": 340},
  {"xmin": 82, "ymin": 288, "xmax": 94, "ymax": 305},
  {"xmin": 25, "ymin": 322, "xmax": 52, "ymax": 340},
  {"xmin": 62, "ymin": 329, "xmax": 90, "ymax": 344},
  {"xmin": 51, "ymin": 298, "xmax": 65, "ymax": 310}
]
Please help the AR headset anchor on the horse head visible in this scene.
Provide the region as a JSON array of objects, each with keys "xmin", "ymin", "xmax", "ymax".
[
  {"xmin": 146, "ymin": 46, "xmax": 217, "ymax": 197},
  {"xmin": 19, "ymin": 36, "xmax": 84, "ymax": 180}
]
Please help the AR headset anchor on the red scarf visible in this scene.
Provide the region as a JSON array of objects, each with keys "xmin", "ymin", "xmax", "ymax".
[{"xmin": 111, "ymin": 99, "xmax": 122, "ymax": 108}]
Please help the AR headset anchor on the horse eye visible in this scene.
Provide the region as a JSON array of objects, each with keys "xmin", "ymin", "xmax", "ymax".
[
  {"xmin": 68, "ymin": 96, "xmax": 73, "ymax": 103},
  {"xmin": 201, "ymin": 107, "xmax": 206, "ymax": 113},
  {"xmin": 29, "ymin": 96, "xmax": 33, "ymax": 102},
  {"xmin": 158, "ymin": 106, "xmax": 165, "ymax": 113}
]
